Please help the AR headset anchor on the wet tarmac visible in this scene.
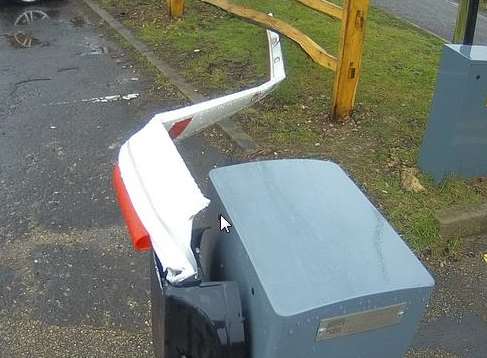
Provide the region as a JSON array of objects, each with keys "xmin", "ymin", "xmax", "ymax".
[
  {"xmin": 1, "ymin": 0, "xmax": 487, "ymax": 357},
  {"xmin": 0, "ymin": 0, "xmax": 231, "ymax": 357}
]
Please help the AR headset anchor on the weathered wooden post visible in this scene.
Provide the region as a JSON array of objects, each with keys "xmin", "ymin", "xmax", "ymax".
[
  {"xmin": 332, "ymin": 0, "xmax": 369, "ymax": 121},
  {"xmin": 167, "ymin": 0, "xmax": 185, "ymax": 18}
]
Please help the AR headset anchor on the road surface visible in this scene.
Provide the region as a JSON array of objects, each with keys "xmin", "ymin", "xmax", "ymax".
[
  {"xmin": 1, "ymin": 0, "xmax": 487, "ymax": 357},
  {"xmin": 0, "ymin": 0, "xmax": 231, "ymax": 356},
  {"xmin": 373, "ymin": 0, "xmax": 487, "ymax": 44}
]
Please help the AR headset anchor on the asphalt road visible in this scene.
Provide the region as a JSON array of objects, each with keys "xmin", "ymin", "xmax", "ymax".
[
  {"xmin": 0, "ymin": 0, "xmax": 231, "ymax": 356},
  {"xmin": 373, "ymin": 0, "xmax": 487, "ymax": 44},
  {"xmin": 1, "ymin": 0, "xmax": 487, "ymax": 357}
]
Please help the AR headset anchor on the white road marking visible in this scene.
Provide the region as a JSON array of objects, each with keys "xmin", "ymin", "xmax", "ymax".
[{"xmin": 43, "ymin": 93, "xmax": 140, "ymax": 106}]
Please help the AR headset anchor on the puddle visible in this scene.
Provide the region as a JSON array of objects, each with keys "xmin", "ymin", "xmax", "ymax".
[
  {"xmin": 3, "ymin": 8, "xmax": 53, "ymax": 49},
  {"xmin": 14, "ymin": 9, "xmax": 50, "ymax": 26},
  {"xmin": 4, "ymin": 7, "xmax": 93, "ymax": 51},
  {"xmin": 4, "ymin": 32, "xmax": 45, "ymax": 49}
]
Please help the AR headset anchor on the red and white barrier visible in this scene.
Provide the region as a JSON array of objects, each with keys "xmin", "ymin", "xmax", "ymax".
[{"xmin": 114, "ymin": 29, "xmax": 285, "ymax": 284}]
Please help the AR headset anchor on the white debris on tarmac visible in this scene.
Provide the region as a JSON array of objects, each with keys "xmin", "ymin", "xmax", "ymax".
[{"xmin": 43, "ymin": 93, "xmax": 140, "ymax": 106}]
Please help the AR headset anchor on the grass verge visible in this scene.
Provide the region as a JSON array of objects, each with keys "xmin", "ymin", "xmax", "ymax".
[{"xmin": 96, "ymin": 0, "xmax": 487, "ymax": 254}]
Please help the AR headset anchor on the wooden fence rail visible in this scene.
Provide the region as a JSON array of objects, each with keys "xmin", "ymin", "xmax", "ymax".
[
  {"xmin": 166, "ymin": 0, "xmax": 369, "ymax": 121},
  {"xmin": 295, "ymin": 0, "xmax": 343, "ymax": 20},
  {"xmin": 201, "ymin": 0, "xmax": 337, "ymax": 70}
]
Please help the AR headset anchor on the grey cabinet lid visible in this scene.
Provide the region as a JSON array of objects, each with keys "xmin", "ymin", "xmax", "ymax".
[
  {"xmin": 446, "ymin": 44, "xmax": 487, "ymax": 63},
  {"xmin": 210, "ymin": 160, "xmax": 434, "ymax": 316}
]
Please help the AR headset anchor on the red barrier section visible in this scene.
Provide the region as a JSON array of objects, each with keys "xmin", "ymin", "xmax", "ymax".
[
  {"xmin": 168, "ymin": 118, "xmax": 192, "ymax": 139},
  {"xmin": 113, "ymin": 165, "xmax": 152, "ymax": 251}
]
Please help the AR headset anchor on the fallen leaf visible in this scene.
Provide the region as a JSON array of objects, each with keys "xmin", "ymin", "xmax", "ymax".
[{"xmin": 401, "ymin": 168, "xmax": 426, "ymax": 193}]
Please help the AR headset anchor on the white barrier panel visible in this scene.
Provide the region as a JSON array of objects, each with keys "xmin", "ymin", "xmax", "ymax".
[
  {"xmin": 156, "ymin": 29, "xmax": 286, "ymax": 140},
  {"xmin": 119, "ymin": 120, "xmax": 209, "ymax": 283},
  {"xmin": 117, "ymin": 29, "xmax": 285, "ymax": 284}
]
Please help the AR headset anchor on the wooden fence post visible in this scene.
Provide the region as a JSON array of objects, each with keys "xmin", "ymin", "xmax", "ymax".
[
  {"xmin": 332, "ymin": 0, "xmax": 369, "ymax": 121},
  {"xmin": 167, "ymin": 0, "xmax": 185, "ymax": 18}
]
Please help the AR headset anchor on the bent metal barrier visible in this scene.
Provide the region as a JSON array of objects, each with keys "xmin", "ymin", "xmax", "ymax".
[
  {"xmin": 156, "ymin": 29, "xmax": 285, "ymax": 141},
  {"xmin": 168, "ymin": 0, "xmax": 369, "ymax": 121},
  {"xmin": 113, "ymin": 29, "xmax": 285, "ymax": 284}
]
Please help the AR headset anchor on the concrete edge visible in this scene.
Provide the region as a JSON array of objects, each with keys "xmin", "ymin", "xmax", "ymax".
[
  {"xmin": 435, "ymin": 202, "xmax": 487, "ymax": 240},
  {"xmin": 82, "ymin": 0, "xmax": 258, "ymax": 153}
]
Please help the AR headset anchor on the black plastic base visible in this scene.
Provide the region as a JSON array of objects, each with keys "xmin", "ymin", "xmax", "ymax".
[{"xmin": 151, "ymin": 254, "xmax": 246, "ymax": 358}]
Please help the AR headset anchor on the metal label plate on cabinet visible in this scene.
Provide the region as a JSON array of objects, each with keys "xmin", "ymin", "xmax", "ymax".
[{"xmin": 316, "ymin": 303, "xmax": 407, "ymax": 341}]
